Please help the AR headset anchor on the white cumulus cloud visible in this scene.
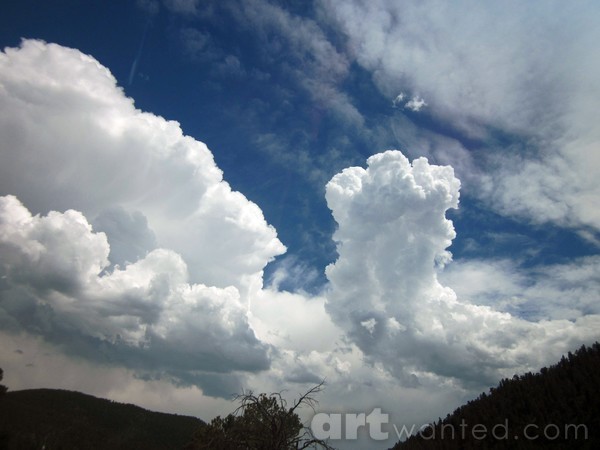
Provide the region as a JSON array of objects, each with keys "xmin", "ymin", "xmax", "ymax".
[
  {"xmin": 1, "ymin": 37, "xmax": 600, "ymax": 448},
  {"xmin": 0, "ymin": 195, "xmax": 270, "ymax": 396},
  {"xmin": 324, "ymin": 150, "xmax": 600, "ymax": 388},
  {"xmin": 0, "ymin": 39, "xmax": 285, "ymax": 299},
  {"xmin": 0, "ymin": 39, "xmax": 287, "ymax": 396},
  {"xmin": 404, "ymin": 95, "xmax": 427, "ymax": 112}
]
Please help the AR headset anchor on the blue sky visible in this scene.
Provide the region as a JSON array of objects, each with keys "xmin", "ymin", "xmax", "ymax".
[{"xmin": 1, "ymin": 1, "xmax": 600, "ymax": 448}]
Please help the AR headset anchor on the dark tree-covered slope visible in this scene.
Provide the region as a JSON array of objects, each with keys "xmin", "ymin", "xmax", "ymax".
[
  {"xmin": 391, "ymin": 342, "xmax": 600, "ymax": 449},
  {"xmin": 0, "ymin": 388, "xmax": 202, "ymax": 450}
]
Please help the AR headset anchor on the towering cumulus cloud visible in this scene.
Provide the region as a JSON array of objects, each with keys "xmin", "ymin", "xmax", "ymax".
[
  {"xmin": 0, "ymin": 40, "xmax": 285, "ymax": 297},
  {"xmin": 325, "ymin": 151, "xmax": 460, "ymax": 335},
  {"xmin": 0, "ymin": 40, "xmax": 285, "ymax": 396},
  {"xmin": 325, "ymin": 151, "xmax": 600, "ymax": 387},
  {"xmin": 1, "ymin": 38, "xmax": 599, "ymax": 411}
]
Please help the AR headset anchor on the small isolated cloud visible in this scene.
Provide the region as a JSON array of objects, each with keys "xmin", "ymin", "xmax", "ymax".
[
  {"xmin": 360, "ymin": 318, "xmax": 377, "ymax": 334},
  {"xmin": 392, "ymin": 92, "xmax": 405, "ymax": 107},
  {"xmin": 404, "ymin": 95, "xmax": 427, "ymax": 111},
  {"xmin": 392, "ymin": 92, "xmax": 427, "ymax": 111}
]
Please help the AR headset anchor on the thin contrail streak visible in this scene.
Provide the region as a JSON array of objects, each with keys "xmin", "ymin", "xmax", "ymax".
[{"xmin": 128, "ymin": 21, "xmax": 150, "ymax": 86}]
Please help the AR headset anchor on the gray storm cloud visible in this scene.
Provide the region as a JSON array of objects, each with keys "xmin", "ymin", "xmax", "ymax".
[{"xmin": 0, "ymin": 195, "xmax": 270, "ymax": 395}]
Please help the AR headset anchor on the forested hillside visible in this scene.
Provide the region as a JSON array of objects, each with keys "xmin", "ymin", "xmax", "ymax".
[
  {"xmin": 0, "ymin": 388, "xmax": 202, "ymax": 450},
  {"xmin": 2, "ymin": 343, "xmax": 599, "ymax": 449},
  {"xmin": 391, "ymin": 343, "xmax": 600, "ymax": 449}
]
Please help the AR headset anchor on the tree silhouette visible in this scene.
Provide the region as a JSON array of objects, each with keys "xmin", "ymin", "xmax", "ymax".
[
  {"xmin": 0, "ymin": 368, "xmax": 7, "ymax": 396},
  {"xmin": 392, "ymin": 342, "xmax": 600, "ymax": 449},
  {"xmin": 186, "ymin": 381, "xmax": 335, "ymax": 449}
]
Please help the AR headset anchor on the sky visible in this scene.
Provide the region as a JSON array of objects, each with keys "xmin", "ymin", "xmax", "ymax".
[{"xmin": 1, "ymin": 0, "xmax": 599, "ymax": 448}]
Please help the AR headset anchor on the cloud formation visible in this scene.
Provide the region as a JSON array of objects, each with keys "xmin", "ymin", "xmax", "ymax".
[
  {"xmin": 1, "ymin": 38, "xmax": 599, "ymax": 444},
  {"xmin": 404, "ymin": 95, "xmax": 426, "ymax": 112},
  {"xmin": 230, "ymin": 0, "xmax": 362, "ymax": 128},
  {"xmin": 0, "ymin": 39, "xmax": 285, "ymax": 297},
  {"xmin": 319, "ymin": 0, "xmax": 600, "ymax": 233},
  {"xmin": 0, "ymin": 39, "xmax": 286, "ymax": 395},
  {"xmin": 0, "ymin": 195, "xmax": 271, "ymax": 396},
  {"xmin": 441, "ymin": 256, "xmax": 600, "ymax": 322},
  {"xmin": 325, "ymin": 151, "xmax": 600, "ymax": 387}
]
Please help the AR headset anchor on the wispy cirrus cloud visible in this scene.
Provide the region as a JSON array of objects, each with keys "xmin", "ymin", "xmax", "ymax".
[
  {"xmin": 163, "ymin": 0, "xmax": 200, "ymax": 16},
  {"xmin": 229, "ymin": 0, "xmax": 362, "ymax": 129},
  {"xmin": 440, "ymin": 256, "xmax": 600, "ymax": 321},
  {"xmin": 319, "ymin": 0, "xmax": 600, "ymax": 235}
]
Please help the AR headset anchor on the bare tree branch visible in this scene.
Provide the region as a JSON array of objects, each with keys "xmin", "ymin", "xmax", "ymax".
[{"xmin": 187, "ymin": 381, "xmax": 334, "ymax": 450}]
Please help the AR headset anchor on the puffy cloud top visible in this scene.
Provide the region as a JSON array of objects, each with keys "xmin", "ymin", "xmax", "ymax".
[
  {"xmin": 326, "ymin": 151, "xmax": 459, "ymax": 326},
  {"xmin": 325, "ymin": 151, "xmax": 600, "ymax": 387},
  {"xmin": 0, "ymin": 194, "xmax": 271, "ymax": 396},
  {"xmin": 0, "ymin": 39, "xmax": 288, "ymax": 396},
  {"xmin": 0, "ymin": 39, "xmax": 285, "ymax": 296}
]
